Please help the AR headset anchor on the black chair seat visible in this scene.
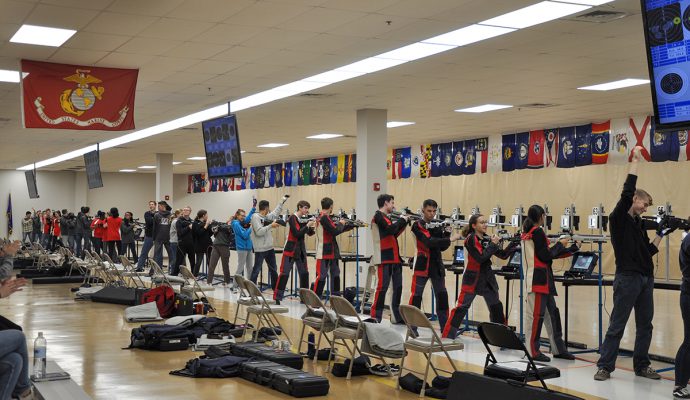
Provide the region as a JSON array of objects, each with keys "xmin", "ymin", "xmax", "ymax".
[{"xmin": 485, "ymin": 360, "xmax": 560, "ymax": 381}]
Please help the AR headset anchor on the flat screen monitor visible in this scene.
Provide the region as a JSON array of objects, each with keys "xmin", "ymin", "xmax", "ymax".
[
  {"xmin": 453, "ymin": 245, "xmax": 464, "ymax": 264},
  {"xmin": 508, "ymin": 250, "xmax": 522, "ymax": 267},
  {"xmin": 641, "ymin": 0, "xmax": 690, "ymax": 130},
  {"xmin": 569, "ymin": 251, "xmax": 599, "ymax": 276},
  {"xmin": 83, "ymin": 150, "xmax": 103, "ymax": 189},
  {"xmin": 25, "ymin": 170, "xmax": 38, "ymax": 199},
  {"xmin": 202, "ymin": 114, "xmax": 242, "ymax": 178}
]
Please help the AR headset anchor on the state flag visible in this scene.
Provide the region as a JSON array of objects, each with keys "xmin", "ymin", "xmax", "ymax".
[
  {"xmin": 487, "ymin": 134, "xmax": 502, "ymax": 173},
  {"xmin": 515, "ymin": 132, "xmax": 529, "ymax": 170},
  {"xmin": 609, "ymin": 117, "xmax": 633, "ymax": 165},
  {"xmin": 629, "ymin": 116, "xmax": 653, "ymax": 162},
  {"xmin": 329, "ymin": 156, "xmax": 338, "ymax": 183},
  {"xmin": 591, "ymin": 121, "xmax": 610, "ymax": 165},
  {"xmin": 575, "ymin": 124, "xmax": 592, "ymax": 167},
  {"xmin": 544, "ymin": 128, "xmax": 558, "ymax": 168},
  {"xmin": 502, "ymin": 134, "xmax": 516, "ymax": 172},
  {"xmin": 463, "ymin": 139, "xmax": 476, "ymax": 175},
  {"xmin": 556, "ymin": 127, "xmax": 576, "ymax": 168},
  {"xmin": 527, "ymin": 130, "xmax": 545, "ymax": 169},
  {"xmin": 431, "ymin": 143, "xmax": 443, "ymax": 177},
  {"xmin": 450, "ymin": 141, "xmax": 464, "ymax": 176},
  {"xmin": 337, "ymin": 155, "xmax": 346, "ymax": 183},
  {"xmin": 476, "ymin": 137, "xmax": 489, "ymax": 174}
]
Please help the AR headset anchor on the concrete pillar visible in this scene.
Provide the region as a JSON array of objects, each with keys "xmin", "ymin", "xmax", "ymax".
[
  {"xmin": 355, "ymin": 108, "xmax": 387, "ymax": 261},
  {"xmin": 156, "ymin": 153, "xmax": 173, "ymax": 206}
]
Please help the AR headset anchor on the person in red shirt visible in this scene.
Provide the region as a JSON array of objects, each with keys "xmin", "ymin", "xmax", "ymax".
[
  {"xmin": 51, "ymin": 211, "xmax": 62, "ymax": 250},
  {"xmin": 104, "ymin": 207, "xmax": 122, "ymax": 261},
  {"xmin": 90, "ymin": 211, "xmax": 106, "ymax": 255},
  {"xmin": 41, "ymin": 210, "xmax": 51, "ymax": 248}
]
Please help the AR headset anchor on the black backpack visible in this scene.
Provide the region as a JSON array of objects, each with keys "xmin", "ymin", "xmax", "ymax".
[
  {"xmin": 170, "ymin": 355, "xmax": 248, "ymax": 378},
  {"xmin": 129, "ymin": 324, "xmax": 197, "ymax": 351}
]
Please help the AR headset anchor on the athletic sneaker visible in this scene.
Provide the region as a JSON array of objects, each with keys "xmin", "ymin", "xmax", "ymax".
[
  {"xmin": 388, "ymin": 364, "xmax": 400, "ymax": 374},
  {"xmin": 369, "ymin": 364, "xmax": 390, "ymax": 376},
  {"xmin": 674, "ymin": 386, "xmax": 690, "ymax": 399},
  {"xmin": 594, "ymin": 368, "xmax": 610, "ymax": 381},
  {"xmin": 635, "ymin": 366, "xmax": 661, "ymax": 380},
  {"xmin": 532, "ymin": 353, "xmax": 551, "ymax": 362}
]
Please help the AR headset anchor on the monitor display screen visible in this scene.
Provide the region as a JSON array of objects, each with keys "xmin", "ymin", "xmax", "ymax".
[
  {"xmin": 453, "ymin": 246, "xmax": 464, "ymax": 264},
  {"xmin": 83, "ymin": 150, "xmax": 103, "ymax": 189},
  {"xmin": 571, "ymin": 252, "xmax": 598, "ymax": 272},
  {"xmin": 641, "ymin": 0, "xmax": 690, "ymax": 130},
  {"xmin": 508, "ymin": 250, "xmax": 522, "ymax": 266},
  {"xmin": 202, "ymin": 114, "xmax": 242, "ymax": 178},
  {"xmin": 25, "ymin": 170, "xmax": 38, "ymax": 199}
]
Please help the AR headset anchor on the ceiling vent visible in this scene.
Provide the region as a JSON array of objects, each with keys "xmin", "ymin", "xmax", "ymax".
[
  {"xmin": 0, "ymin": 117, "xmax": 10, "ymax": 122},
  {"xmin": 66, "ymin": 166, "xmax": 85, "ymax": 171},
  {"xmin": 180, "ymin": 126, "xmax": 197, "ymax": 130},
  {"xmin": 568, "ymin": 10, "xmax": 628, "ymax": 23},
  {"xmin": 517, "ymin": 103, "xmax": 560, "ymax": 109},
  {"xmin": 298, "ymin": 92, "xmax": 334, "ymax": 98}
]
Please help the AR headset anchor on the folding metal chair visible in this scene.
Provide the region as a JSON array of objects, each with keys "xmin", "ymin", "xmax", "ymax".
[
  {"xmin": 398, "ymin": 304, "xmax": 463, "ymax": 398},
  {"xmin": 232, "ymin": 275, "xmax": 275, "ymax": 325},
  {"xmin": 298, "ymin": 288, "xmax": 335, "ymax": 362},
  {"xmin": 119, "ymin": 255, "xmax": 148, "ymax": 288},
  {"xmin": 180, "ymin": 266, "xmax": 216, "ymax": 312},
  {"xmin": 478, "ymin": 322, "xmax": 560, "ymax": 390},
  {"xmin": 242, "ymin": 279, "xmax": 292, "ymax": 345}
]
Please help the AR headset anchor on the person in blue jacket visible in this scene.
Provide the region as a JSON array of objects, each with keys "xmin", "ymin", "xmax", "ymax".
[{"xmin": 231, "ymin": 198, "xmax": 256, "ymax": 290}]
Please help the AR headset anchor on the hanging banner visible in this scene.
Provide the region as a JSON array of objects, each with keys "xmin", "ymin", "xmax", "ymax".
[{"xmin": 21, "ymin": 60, "xmax": 138, "ymax": 130}]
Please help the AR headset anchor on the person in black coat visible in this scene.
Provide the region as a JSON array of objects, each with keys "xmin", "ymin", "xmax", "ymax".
[
  {"xmin": 173, "ymin": 206, "xmax": 195, "ymax": 276},
  {"xmin": 192, "ymin": 210, "xmax": 213, "ymax": 276}
]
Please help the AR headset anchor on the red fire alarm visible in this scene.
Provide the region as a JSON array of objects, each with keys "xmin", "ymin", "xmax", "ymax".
[
  {"xmin": 165, "ymin": 195, "xmax": 170, "ymax": 200},
  {"xmin": 373, "ymin": 183, "xmax": 380, "ymax": 191}
]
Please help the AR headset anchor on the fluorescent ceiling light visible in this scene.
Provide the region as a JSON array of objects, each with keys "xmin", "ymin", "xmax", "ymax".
[
  {"xmin": 0, "ymin": 69, "xmax": 20, "ymax": 83},
  {"xmin": 455, "ymin": 104, "xmax": 513, "ymax": 113},
  {"xmin": 257, "ymin": 143, "xmax": 289, "ymax": 148},
  {"xmin": 172, "ymin": 161, "xmax": 182, "ymax": 165},
  {"xmin": 119, "ymin": 169, "xmax": 136, "ymax": 172},
  {"xmin": 336, "ymin": 57, "xmax": 408, "ymax": 74},
  {"xmin": 10, "ymin": 24, "xmax": 76, "ymax": 47},
  {"xmin": 422, "ymin": 24, "xmax": 515, "ymax": 47},
  {"xmin": 387, "ymin": 121, "xmax": 415, "ymax": 128},
  {"xmin": 557, "ymin": 0, "xmax": 613, "ymax": 5},
  {"xmin": 138, "ymin": 165, "xmax": 156, "ymax": 169},
  {"xmin": 577, "ymin": 78, "xmax": 650, "ymax": 91},
  {"xmin": 187, "ymin": 156, "xmax": 206, "ymax": 160},
  {"xmin": 376, "ymin": 42, "xmax": 455, "ymax": 61},
  {"xmin": 18, "ymin": 145, "xmax": 96, "ymax": 170},
  {"xmin": 306, "ymin": 133, "xmax": 343, "ymax": 140},
  {"xmin": 479, "ymin": 1, "xmax": 590, "ymax": 29}
]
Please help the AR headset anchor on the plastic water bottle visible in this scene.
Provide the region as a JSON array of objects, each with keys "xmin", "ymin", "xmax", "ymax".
[
  {"xmin": 33, "ymin": 332, "xmax": 47, "ymax": 379},
  {"xmin": 307, "ymin": 332, "xmax": 315, "ymax": 356}
]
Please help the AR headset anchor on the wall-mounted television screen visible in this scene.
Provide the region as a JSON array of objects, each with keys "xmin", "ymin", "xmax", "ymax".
[
  {"xmin": 202, "ymin": 114, "xmax": 242, "ymax": 178},
  {"xmin": 83, "ymin": 149, "xmax": 103, "ymax": 189},
  {"xmin": 641, "ymin": 0, "xmax": 690, "ymax": 130},
  {"xmin": 25, "ymin": 170, "xmax": 39, "ymax": 199}
]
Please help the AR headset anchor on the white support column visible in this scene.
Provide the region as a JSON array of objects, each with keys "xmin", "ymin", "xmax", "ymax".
[
  {"xmin": 74, "ymin": 172, "xmax": 88, "ymax": 212},
  {"xmin": 355, "ymin": 109, "xmax": 387, "ymax": 260},
  {"xmin": 156, "ymin": 153, "xmax": 173, "ymax": 206}
]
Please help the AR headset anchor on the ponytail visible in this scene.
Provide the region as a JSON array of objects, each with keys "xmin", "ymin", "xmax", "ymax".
[
  {"xmin": 523, "ymin": 205, "xmax": 545, "ymax": 233},
  {"xmin": 462, "ymin": 214, "xmax": 482, "ymax": 237}
]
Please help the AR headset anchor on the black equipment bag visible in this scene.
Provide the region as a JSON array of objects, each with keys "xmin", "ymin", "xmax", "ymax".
[
  {"xmin": 174, "ymin": 293, "xmax": 194, "ymax": 316},
  {"xmin": 170, "ymin": 355, "xmax": 248, "ymax": 378},
  {"xmin": 91, "ymin": 286, "xmax": 146, "ymax": 306},
  {"xmin": 330, "ymin": 355, "xmax": 371, "ymax": 377},
  {"xmin": 270, "ymin": 369, "xmax": 330, "ymax": 398},
  {"xmin": 343, "ymin": 287, "xmax": 357, "ymax": 305},
  {"xmin": 447, "ymin": 371, "xmax": 584, "ymax": 400},
  {"xmin": 399, "ymin": 373, "xmax": 428, "ymax": 394},
  {"xmin": 32, "ymin": 276, "xmax": 87, "ymax": 284},
  {"xmin": 231, "ymin": 341, "xmax": 304, "ymax": 369},
  {"xmin": 204, "ymin": 343, "xmax": 234, "ymax": 359},
  {"xmin": 241, "ymin": 360, "xmax": 281, "ymax": 383},
  {"xmin": 129, "ymin": 324, "xmax": 197, "ymax": 351},
  {"xmin": 0, "ymin": 315, "xmax": 22, "ymax": 332}
]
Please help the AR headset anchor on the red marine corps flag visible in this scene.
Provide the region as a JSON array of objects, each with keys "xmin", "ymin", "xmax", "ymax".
[{"xmin": 21, "ymin": 60, "xmax": 138, "ymax": 130}]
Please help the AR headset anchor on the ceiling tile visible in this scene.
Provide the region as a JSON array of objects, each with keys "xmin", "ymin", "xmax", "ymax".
[
  {"xmin": 166, "ymin": 0, "xmax": 254, "ymax": 22},
  {"xmin": 116, "ymin": 37, "xmax": 182, "ymax": 55},
  {"xmin": 279, "ymin": 7, "xmax": 367, "ymax": 33},
  {"xmin": 0, "ymin": 0, "xmax": 34, "ymax": 24},
  {"xmin": 211, "ymin": 45, "xmax": 276, "ymax": 63},
  {"xmin": 39, "ymin": 0, "xmax": 114, "ymax": 10},
  {"xmin": 48, "ymin": 47, "xmax": 109, "ymax": 65},
  {"xmin": 225, "ymin": 1, "xmax": 312, "ymax": 27},
  {"xmin": 161, "ymin": 71, "xmax": 218, "ymax": 85},
  {"xmin": 1, "ymin": 42, "xmax": 57, "ymax": 60},
  {"xmin": 189, "ymin": 23, "xmax": 264, "ymax": 46},
  {"xmin": 240, "ymin": 28, "xmax": 317, "ymax": 49},
  {"xmin": 163, "ymin": 41, "xmax": 227, "ymax": 59},
  {"xmin": 107, "ymin": 0, "xmax": 185, "ymax": 16},
  {"xmin": 0, "ymin": 22, "xmax": 21, "ymax": 41},
  {"xmin": 63, "ymin": 32, "xmax": 131, "ymax": 52},
  {"xmin": 138, "ymin": 18, "xmax": 214, "ymax": 41},
  {"xmin": 185, "ymin": 59, "xmax": 243, "ymax": 74},
  {"xmin": 96, "ymin": 52, "xmax": 154, "ymax": 68},
  {"xmin": 83, "ymin": 12, "xmax": 159, "ymax": 36},
  {"xmin": 320, "ymin": 0, "xmax": 398, "ymax": 13},
  {"xmin": 24, "ymin": 3, "xmax": 100, "ymax": 30},
  {"xmin": 142, "ymin": 56, "xmax": 202, "ymax": 72},
  {"xmin": 327, "ymin": 13, "xmax": 416, "ymax": 38}
]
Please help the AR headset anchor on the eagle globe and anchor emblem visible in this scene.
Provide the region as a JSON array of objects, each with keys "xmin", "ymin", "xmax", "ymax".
[{"xmin": 32, "ymin": 68, "xmax": 129, "ymax": 127}]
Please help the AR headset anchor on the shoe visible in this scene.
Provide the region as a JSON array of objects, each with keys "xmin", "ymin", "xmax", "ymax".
[
  {"xmin": 388, "ymin": 364, "xmax": 400, "ymax": 374},
  {"xmin": 594, "ymin": 368, "xmax": 610, "ymax": 381},
  {"xmin": 674, "ymin": 386, "xmax": 690, "ymax": 399},
  {"xmin": 532, "ymin": 353, "xmax": 551, "ymax": 362},
  {"xmin": 554, "ymin": 352, "xmax": 575, "ymax": 360},
  {"xmin": 369, "ymin": 364, "xmax": 390, "ymax": 376},
  {"xmin": 275, "ymin": 300, "xmax": 281, "ymax": 305},
  {"xmin": 635, "ymin": 366, "xmax": 661, "ymax": 380}
]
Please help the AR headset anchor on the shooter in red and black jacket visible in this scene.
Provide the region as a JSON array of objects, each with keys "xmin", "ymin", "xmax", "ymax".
[
  {"xmin": 274, "ymin": 200, "xmax": 316, "ymax": 303},
  {"xmin": 410, "ymin": 199, "xmax": 461, "ymax": 333},
  {"xmin": 370, "ymin": 194, "xmax": 408, "ymax": 323},
  {"xmin": 442, "ymin": 213, "xmax": 517, "ymax": 339},
  {"xmin": 311, "ymin": 197, "xmax": 355, "ymax": 298},
  {"xmin": 522, "ymin": 205, "xmax": 579, "ymax": 362}
]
